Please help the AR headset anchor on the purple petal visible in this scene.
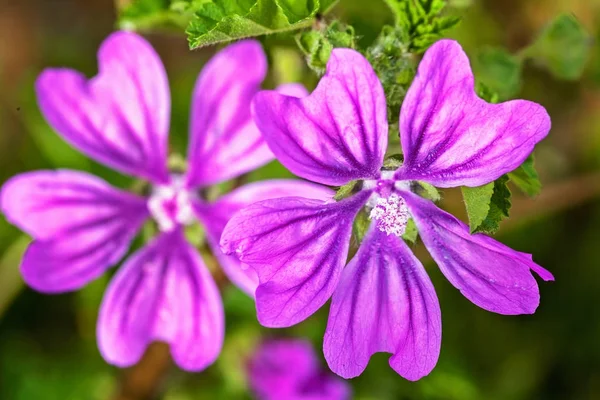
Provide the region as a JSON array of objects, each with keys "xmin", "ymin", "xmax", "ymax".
[
  {"xmin": 98, "ymin": 230, "xmax": 224, "ymax": 371},
  {"xmin": 275, "ymin": 82, "xmax": 309, "ymax": 98},
  {"xmin": 252, "ymin": 48, "xmax": 388, "ymax": 186},
  {"xmin": 221, "ymin": 190, "xmax": 371, "ymax": 327},
  {"xmin": 324, "ymin": 227, "xmax": 441, "ymax": 380},
  {"xmin": 0, "ymin": 170, "xmax": 148, "ymax": 292},
  {"xmin": 36, "ymin": 31, "xmax": 170, "ymax": 183},
  {"xmin": 395, "ymin": 40, "xmax": 550, "ymax": 188},
  {"xmin": 185, "ymin": 40, "xmax": 272, "ymax": 188},
  {"xmin": 249, "ymin": 339, "xmax": 351, "ymax": 400},
  {"xmin": 248, "ymin": 339, "xmax": 319, "ymax": 398},
  {"xmin": 402, "ymin": 190, "xmax": 554, "ymax": 315},
  {"xmin": 195, "ymin": 180, "xmax": 334, "ymax": 296}
]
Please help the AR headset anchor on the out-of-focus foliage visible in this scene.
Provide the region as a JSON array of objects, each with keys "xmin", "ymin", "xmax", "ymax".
[
  {"xmin": 475, "ymin": 46, "xmax": 522, "ymax": 100},
  {"xmin": 460, "ymin": 13, "xmax": 590, "ymax": 233},
  {"xmin": 526, "ymin": 13, "xmax": 592, "ymax": 81}
]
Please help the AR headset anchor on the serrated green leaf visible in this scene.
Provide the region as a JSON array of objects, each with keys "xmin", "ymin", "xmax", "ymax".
[
  {"xmin": 402, "ymin": 218, "xmax": 418, "ymax": 243},
  {"xmin": 477, "ymin": 176, "xmax": 511, "ymax": 234},
  {"xmin": 475, "ymin": 46, "xmax": 522, "ymax": 99},
  {"xmin": 527, "ymin": 14, "xmax": 591, "ymax": 80},
  {"xmin": 461, "ymin": 182, "xmax": 494, "ymax": 232},
  {"xmin": 508, "ymin": 155, "xmax": 541, "ymax": 197},
  {"xmin": 462, "ymin": 176, "xmax": 511, "ymax": 234},
  {"xmin": 186, "ymin": 0, "xmax": 322, "ymax": 49}
]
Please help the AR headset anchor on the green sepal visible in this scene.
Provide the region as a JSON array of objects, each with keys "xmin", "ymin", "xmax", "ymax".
[
  {"xmin": 401, "ymin": 218, "xmax": 418, "ymax": 243},
  {"xmin": 352, "ymin": 209, "xmax": 371, "ymax": 245},
  {"xmin": 334, "ymin": 180, "xmax": 359, "ymax": 201},
  {"xmin": 382, "ymin": 154, "xmax": 404, "ymax": 170},
  {"xmin": 413, "ymin": 181, "xmax": 441, "ymax": 202}
]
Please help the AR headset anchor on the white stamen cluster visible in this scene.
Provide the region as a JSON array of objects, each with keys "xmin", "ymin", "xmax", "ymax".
[
  {"xmin": 369, "ymin": 193, "xmax": 410, "ymax": 237},
  {"xmin": 148, "ymin": 175, "xmax": 196, "ymax": 232}
]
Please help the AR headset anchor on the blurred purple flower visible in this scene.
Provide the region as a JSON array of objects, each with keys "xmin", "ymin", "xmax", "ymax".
[
  {"xmin": 248, "ymin": 339, "xmax": 350, "ymax": 400},
  {"xmin": 0, "ymin": 32, "xmax": 333, "ymax": 371},
  {"xmin": 221, "ymin": 40, "xmax": 555, "ymax": 380}
]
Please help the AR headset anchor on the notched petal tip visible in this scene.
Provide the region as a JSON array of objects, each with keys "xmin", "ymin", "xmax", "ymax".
[
  {"xmin": 185, "ymin": 39, "xmax": 271, "ymax": 188},
  {"xmin": 252, "ymin": 47, "xmax": 388, "ymax": 187},
  {"xmin": 403, "ymin": 190, "xmax": 549, "ymax": 316},
  {"xmin": 324, "ymin": 228, "xmax": 441, "ymax": 381},
  {"xmin": 35, "ymin": 31, "xmax": 171, "ymax": 183},
  {"xmin": 397, "ymin": 39, "xmax": 551, "ymax": 188},
  {"xmin": 98, "ymin": 232, "xmax": 224, "ymax": 371}
]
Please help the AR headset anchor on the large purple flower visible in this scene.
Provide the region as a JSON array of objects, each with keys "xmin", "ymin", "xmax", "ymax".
[
  {"xmin": 0, "ymin": 32, "xmax": 332, "ymax": 370},
  {"xmin": 248, "ymin": 339, "xmax": 350, "ymax": 400},
  {"xmin": 221, "ymin": 40, "xmax": 554, "ymax": 380}
]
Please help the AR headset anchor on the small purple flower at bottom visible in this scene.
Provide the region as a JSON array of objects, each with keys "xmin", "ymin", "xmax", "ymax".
[
  {"xmin": 221, "ymin": 40, "xmax": 554, "ymax": 380},
  {"xmin": 0, "ymin": 32, "xmax": 333, "ymax": 370},
  {"xmin": 248, "ymin": 339, "xmax": 351, "ymax": 400}
]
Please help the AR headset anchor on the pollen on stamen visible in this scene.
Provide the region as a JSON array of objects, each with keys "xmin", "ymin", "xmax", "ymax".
[
  {"xmin": 369, "ymin": 193, "xmax": 410, "ymax": 237},
  {"xmin": 148, "ymin": 175, "xmax": 196, "ymax": 232}
]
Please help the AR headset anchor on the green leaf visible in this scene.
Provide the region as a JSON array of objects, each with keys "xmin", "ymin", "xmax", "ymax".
[
  {"xmin": 475, "ymin": 47, "xmax": 522, "ymax": 100},
  {"xmin": 461, "ymin": 182, "xmax": 494, "ymax": 232},
  {"xmin": 462, "ymin": 176, "xmax": 511, "ymax": 234},
  {"xmin": 296, "ymin": 20, "xmax": 356, "ymax": 74},
  {"xmin": 186, "ymin": 0, "xmax": 323, "ymax": 49},
  {"xmin": 527, "ymin": 14, "xmax": 591, "ymax": 80},
  {"xmin": 402, "ymin": 218, "xmax": 418, "ymax": 243},
  {"xmin": 508, "ymin": 155, "xmax": 541, "ymax": 197}
]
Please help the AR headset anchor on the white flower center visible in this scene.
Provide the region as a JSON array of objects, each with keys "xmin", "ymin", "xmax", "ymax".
[
  {"xmin": 147, "ymin": 175, "xmax": 195, "ymax": 232},
  {"xmin": 368, "ymin": 193, "xmax": 409, "ymax": 237}
]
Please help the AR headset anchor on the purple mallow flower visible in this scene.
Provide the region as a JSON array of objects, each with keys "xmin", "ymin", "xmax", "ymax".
[
  {"xmin": 0, "ymin": 32, "xmax": 332, "ymax": 370},
  {"xmin": 221, "ymin": 40, "xmax": 555, "ymax": 380},
  {"xmin": 248, "ymin": 339, "xmax": 350, "ymax": 400}
]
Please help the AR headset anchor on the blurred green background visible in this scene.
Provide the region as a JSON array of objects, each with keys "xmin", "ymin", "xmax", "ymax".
[{"xmin": 1, "ymin": 0, "xmax": 600, "ymax": 399}]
